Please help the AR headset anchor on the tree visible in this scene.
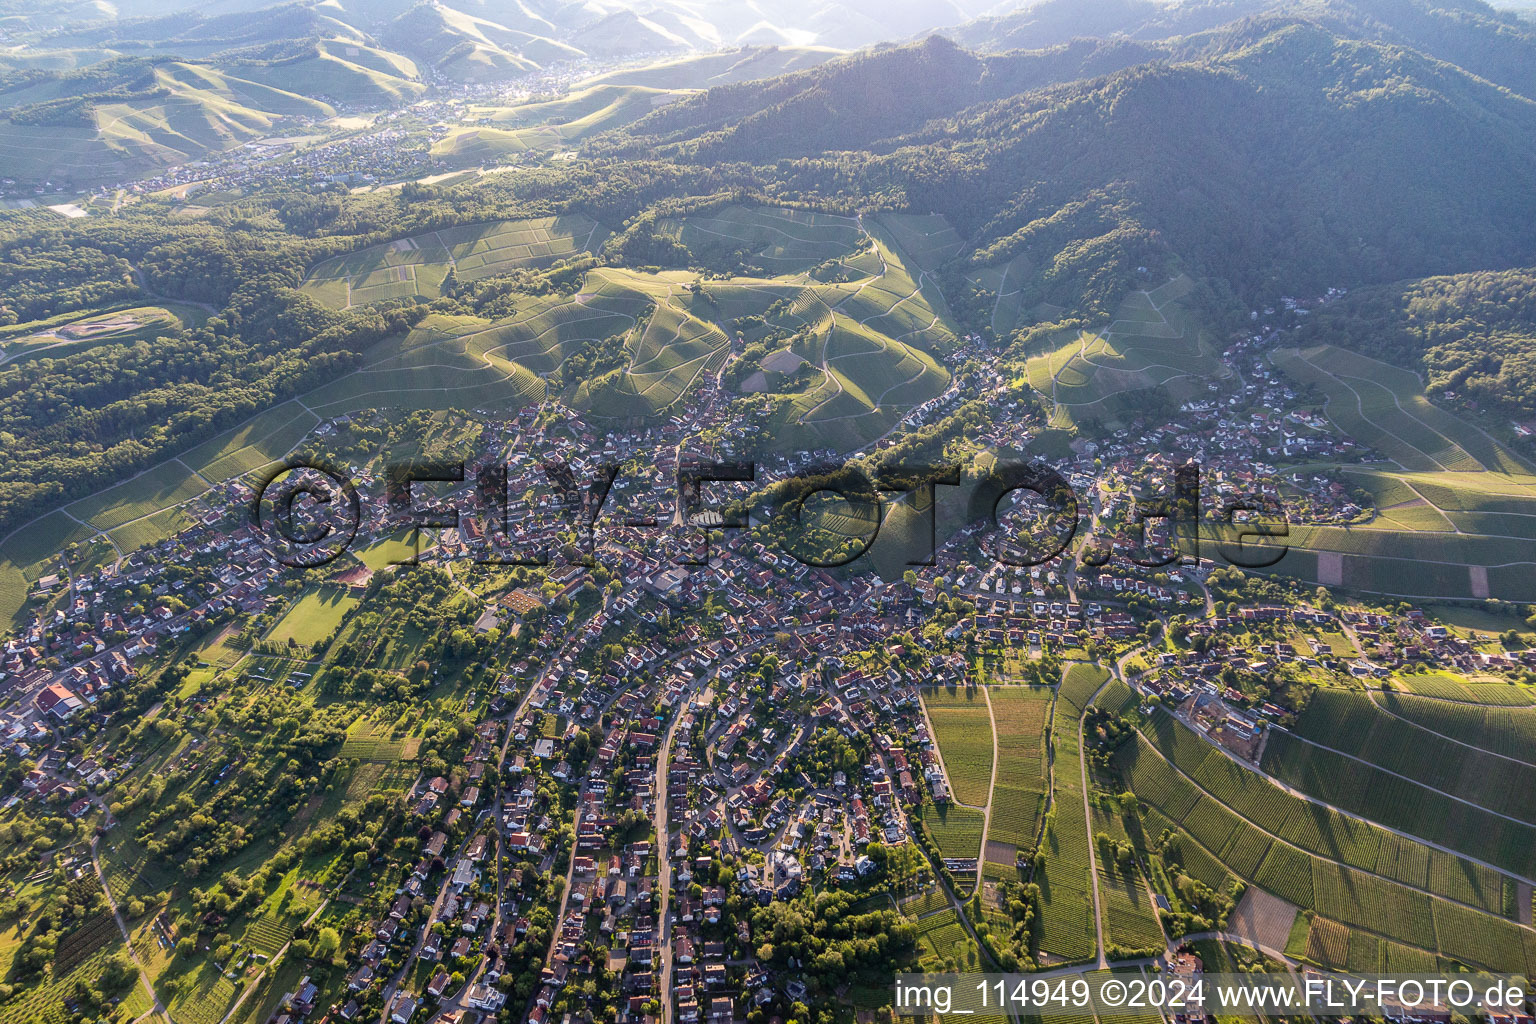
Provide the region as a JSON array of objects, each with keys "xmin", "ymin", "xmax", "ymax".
[
  {"xmin": 176, "ymin": 936, "xmax": 197, "ymax": 958},
  {"xmin": 314, "ymin": 927, "xmax": 341, "ymax": 960}
]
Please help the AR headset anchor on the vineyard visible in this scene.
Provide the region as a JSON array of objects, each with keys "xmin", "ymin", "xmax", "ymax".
[
  {"xmin": 1143, "ymin": 711, "xmax": 1515, "ymax": 911},
  {"xmin": 1377, "ymin": 691, "xmax": 1536, "ymax": 760},
  {"xmin": 1288, "ymin": 689, "xmax": 1536, "ymax": 824},
  {"xmin": 1034, "ymin": 665, "xmax": 1099, "ymax": 964},
  {"xmin": 1118, "ymin": 713, "xmax": 1536, "ymax": 974},
  {"xmin": 920, "ymin": 686, "xmax": 995, "ymax": 807},
  {"xmin": 1261, "ymin": 729, "xmax": 1536, "ymax": 879},
  {"xmin": 918, "ymin": 801, "xmax": 985, "ymax": 861},
  {"xmin": 1303, "ymin": 915, "xmax": 1350, "ymax": 967},
  {"xmin": 340, "ymin": 715, "xmax": 418, "ymax": 761},
  {"xmin": 897, "ymin": 889, "xmax": 950, "ymax": 918},
  {"xmin": 1059, "ymin": 663, "xmax": 1109, "ymax": 713},
  {"xmin": 986, "ymin": 687, "xmax": 1052, "ymax": 851},
  {"xmin": 50, "ymin": 913, "xmax": 118, "ymax": 975},
  {"xmin": 1092, "ymin": 807, "xmax": 1165, "ymax": 952},
  {"xmin": 1392, "ymin": 669, "xmax": 1536, "ymax": 705},
  {"xmin": 3, "ymin": 947, "xmax": 123, "ymax": 1024}
]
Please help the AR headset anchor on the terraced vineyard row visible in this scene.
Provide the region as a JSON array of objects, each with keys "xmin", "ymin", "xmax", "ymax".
[
  {"xmin": 1377, "ymin": 691, "xmax": 1536, "ymax": 758},
  {"xmin": 1143, "ymin": 712, "xmax": 1510, "ymax": 912},
  {"xmin": 1035, "ymin": 666, "xmax": 1103, "ymax": 964},
  {"xmin": 1262, "ymin": 729, "xmax": 1536, "ymax": 879},
  {"xmin": 1288, "ymin": 689, "xmax": 1536, "ymax": 824},
  {"xmin": 987, "ymin": 686, "xmax": 1052, "ymax": 850},
  {"xmin": 921, "ymin": 686, "xmax": 995, "ymax": 807},
  {"xmin": 1118, "ymin": 728, "xmax": 1536, "ymax": 974}
]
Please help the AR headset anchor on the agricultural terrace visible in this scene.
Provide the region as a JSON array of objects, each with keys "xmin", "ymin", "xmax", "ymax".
[
  {"xmin": 1115, "ymin": 713, "xmax": 1536, "ymax": 975},
  {"xmin": 1023, "ymin": 275, "xmax": 1219, "ymax": 431},
  {"xmin": 985, "ymin": 686, "xmax": 1052, "ymax": 855},
  {"xmin": 658, "ymin": 205, "xmax": 867, "ymax": 275},
  {"xmin": 1260, "ymin": 728, "xmax": 1536, "ymax": 880},
  {"xmin": 300, "ymin": 215, "xmax": 607, "ymax": 308},
  {"xmin": 1034, "ymin": 663, "xmax": 1108, "ymax": 964},
  {"xmin": 1375, "ymin": 690, "xmax": 1536, "ymax": 758},
  {"xmin": 1258, "ymin": 344, "xmax": 1536, "ymax": 600},
  {"xmin": 1139, "ymin": 711, "xmax": 1516, "ymax": 911},
  {"xmin": 1286, "ymin": 689, "xmax": 1536, "ymax": 825}
]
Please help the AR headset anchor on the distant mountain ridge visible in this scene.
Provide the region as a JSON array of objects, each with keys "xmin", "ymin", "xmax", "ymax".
[{"xmin": 596, "ymin": 6, "xmax": 1536, "ymax": 312}]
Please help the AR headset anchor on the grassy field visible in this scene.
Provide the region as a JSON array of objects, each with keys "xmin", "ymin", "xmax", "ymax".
[
  {"xmin": 921, "ymin": 686, "xmax": 995, "ymax": 808},
  {"xmin": 300, "ymin": 214, "xmax": 607, "ymax": 308},
  {"xmin": 267, "ymin": 586, "xmax": 358, "ymax": 647},
  {"xmin": 0, "ymin": 304, "xmax": 204, "ymax": 365}
]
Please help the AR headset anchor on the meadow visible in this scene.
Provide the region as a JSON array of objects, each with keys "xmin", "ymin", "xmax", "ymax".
[{"xmin": 266, "ymin": 586, "xmax": 358, "ymax": 648}]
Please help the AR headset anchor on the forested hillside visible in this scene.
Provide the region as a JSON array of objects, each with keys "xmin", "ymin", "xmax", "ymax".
[
  {"xmin": 1297, "ymin": 267, "xmax": 1536, "ymax": 416},
  {"xmin": 603, "ymin": 20, "xmax": 1536, "ymax": 309}
]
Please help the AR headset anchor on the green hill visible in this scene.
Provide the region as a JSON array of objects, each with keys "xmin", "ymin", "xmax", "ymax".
[
  {"xmin": 605, "ymin": 22, "xmax": 1536, "ymax": 315},
  {"xmin": 378, "ymin": 1, "xmax": 580, "ymax": 81},
  {"xmin": 0, "ymin": 57, "xmax": 337, "ymax": 184}
]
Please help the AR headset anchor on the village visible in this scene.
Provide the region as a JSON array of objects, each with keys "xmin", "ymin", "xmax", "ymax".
[{"xmin": 5, "ymin": 285, "xmax": 1536, "ymax": 1024}]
